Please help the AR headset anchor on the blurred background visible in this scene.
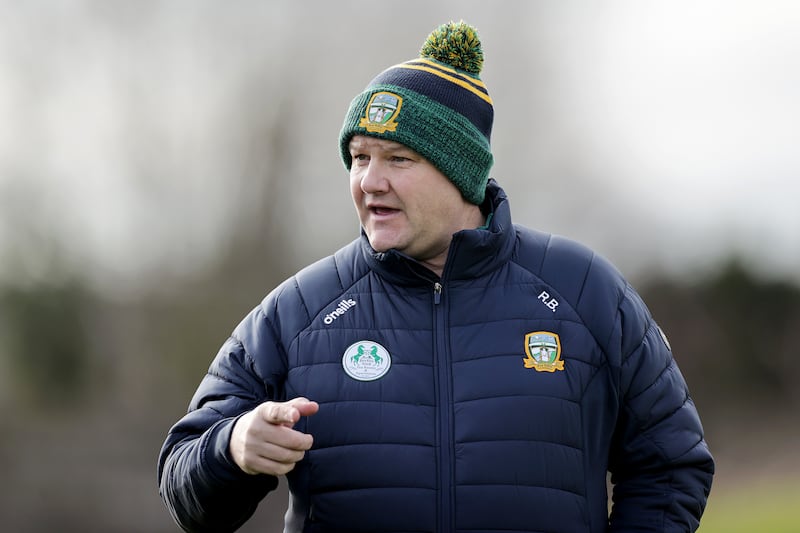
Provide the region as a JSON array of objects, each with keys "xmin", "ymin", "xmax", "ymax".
[{"xmin": 1, "ymin": 1, "xmax": 798, "ymax": 531}]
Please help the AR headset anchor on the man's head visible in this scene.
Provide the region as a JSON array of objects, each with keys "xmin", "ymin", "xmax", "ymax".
[
  {"xmin": 347, "ymin": 134, "xmax": 484, "ymax": 272},
  {"xmin": 339, "ymin": 21, "xmax": 494, "ymax": 205}
]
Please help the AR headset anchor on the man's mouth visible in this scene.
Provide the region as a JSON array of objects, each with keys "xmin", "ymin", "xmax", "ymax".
[{"xmin": 369, "ymin": 205, "xmax": 399, "ymax": 216}]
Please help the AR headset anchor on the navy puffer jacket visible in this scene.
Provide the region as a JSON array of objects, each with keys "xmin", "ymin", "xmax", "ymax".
[{"xmin": 158, "ymin": 180, "xmax": 713, "ymax": 532}]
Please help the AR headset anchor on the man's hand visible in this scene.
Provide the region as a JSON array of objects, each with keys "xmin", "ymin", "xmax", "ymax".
[{"xmin": 229, "ymin": 397, "xmax": 319, "ymax": 476}]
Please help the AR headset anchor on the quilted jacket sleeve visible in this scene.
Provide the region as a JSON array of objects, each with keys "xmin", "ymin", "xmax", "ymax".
[
  {"xmin": 157, "ymin": 305, "xmax": 285, "ymax": 532},
  {"xmin": 608, "ymin": 285, "xmax": 714, "ymax": 532}
]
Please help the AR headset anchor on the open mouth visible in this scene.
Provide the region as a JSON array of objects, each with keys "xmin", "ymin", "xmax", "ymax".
[{"xmin": 369, "ymin": 206, "xmax": 399, "ymax": 217}]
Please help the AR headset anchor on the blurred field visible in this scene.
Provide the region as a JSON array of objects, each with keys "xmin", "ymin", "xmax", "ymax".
[
  {"xmin": 699, "ymin": 479, "xmax": 800, "ymax": 533},
  {"xmin": 697, "ymin": 413, "xmax": 800, "ymax": 533}
]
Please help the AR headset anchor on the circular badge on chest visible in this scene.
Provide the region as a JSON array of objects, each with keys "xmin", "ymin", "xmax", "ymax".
[{"xmin": 342, "ymin": 340, "xmax": 392, "ymax": 381}]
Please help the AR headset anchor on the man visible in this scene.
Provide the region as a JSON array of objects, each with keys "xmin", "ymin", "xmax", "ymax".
[{"xmin": 158, "ymin": 21, "xmax": 714, "ymax": 532}]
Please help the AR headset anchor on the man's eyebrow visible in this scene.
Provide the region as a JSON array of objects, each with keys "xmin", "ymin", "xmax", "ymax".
[
  {"xmin": 383, "ymin": 143, "xmax": 414, "ymax": 154},
  {"xmin": 348, "ymin": 139, "xmax": 370, "ymax": 151},
  {"xmin": 349, "ymin": 139, "xmax": 408, "ymax": 153},
  {"xmin": 384, "ymin": 146, "xmax": 410, "ymax": 155}
]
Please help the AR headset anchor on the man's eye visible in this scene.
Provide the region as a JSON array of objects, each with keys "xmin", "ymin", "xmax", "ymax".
[{"xmin": 352, "ymin": 154, "xmax": 369, "ymax": 162}]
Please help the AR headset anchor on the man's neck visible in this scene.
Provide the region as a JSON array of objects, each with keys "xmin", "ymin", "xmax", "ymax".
[{"xmin": 421, "ymin": 206, "xmax": 488, "ymax": 277}]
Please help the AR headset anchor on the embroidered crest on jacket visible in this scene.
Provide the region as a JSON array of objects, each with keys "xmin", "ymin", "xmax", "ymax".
[{"xmin": 523, "ymin": 331, "xmax": 565, "ymax": 372}]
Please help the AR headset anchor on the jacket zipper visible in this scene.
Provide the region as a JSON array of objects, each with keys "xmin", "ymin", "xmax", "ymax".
[{"xmin": 432, "ymin": 280, "xmax": 453, "ymax": 531}]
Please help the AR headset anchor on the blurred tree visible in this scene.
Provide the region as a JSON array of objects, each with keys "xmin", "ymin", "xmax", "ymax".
[
  {"xmin": 702, "ymin": 261, "xmax": 798, "ymax": 388},
  {"xmin": 0, "ymin": 281, "xmax": 91, "ymax": 410},
  {"xmin": 641, "ymin": 258, "xmax": 800, "ymax": 420}
]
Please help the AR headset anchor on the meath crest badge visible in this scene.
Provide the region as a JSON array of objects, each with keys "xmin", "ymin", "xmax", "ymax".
[
  {"xmin": 523, "ymin": 331, "xmax": 565, "ymax": 372},
  {"xmin": 359, "ymin": 91, "xmax": 402, "ymax": 133}
]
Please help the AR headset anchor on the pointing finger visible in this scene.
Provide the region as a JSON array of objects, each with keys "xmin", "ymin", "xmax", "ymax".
[
  {"xmin": 260, "ymin": 398, "xmax": 319, "ymax": 427},
  {"xmin": 288, "ymin": 397, "xmax": 320, "ymax": 418}
]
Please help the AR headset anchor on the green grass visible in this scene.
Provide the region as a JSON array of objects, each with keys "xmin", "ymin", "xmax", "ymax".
[{"xmin": 698, "ymin": 479, "xmax": 800, "ymax": 533}]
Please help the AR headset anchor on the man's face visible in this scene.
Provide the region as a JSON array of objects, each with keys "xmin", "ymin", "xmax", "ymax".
[{"xmin": 348, "ymin": 135, "xmax": 476, "ymax": 268}]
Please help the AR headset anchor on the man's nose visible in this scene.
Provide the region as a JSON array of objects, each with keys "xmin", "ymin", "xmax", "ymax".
[{"xmin": 360, "ymin": 160, "xmax": 389, "ymax": 193}]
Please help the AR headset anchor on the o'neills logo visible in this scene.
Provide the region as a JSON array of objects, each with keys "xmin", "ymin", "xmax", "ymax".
[{"xmin": 323, "ymin": 299, "xmax": 357, "ymax": 325}]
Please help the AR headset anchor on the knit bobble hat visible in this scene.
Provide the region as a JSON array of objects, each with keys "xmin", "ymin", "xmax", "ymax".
[{"xmin": 339, "ymin": 21, "xmax": 494, "ymax": 205}]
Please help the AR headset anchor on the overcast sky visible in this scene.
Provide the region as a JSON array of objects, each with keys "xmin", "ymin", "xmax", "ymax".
[{"xmin": 1, "ymin": 1, "xmax": 798, "ymax": 295}]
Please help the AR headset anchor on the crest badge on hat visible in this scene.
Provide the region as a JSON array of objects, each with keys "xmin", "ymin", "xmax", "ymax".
[
  {"xmin": 359, "ymin": 91, "xmax": 403, "ymax": 133},
  {"xmin": 523, "ymin": 331, "xmax": 565, "ymax": 372}
]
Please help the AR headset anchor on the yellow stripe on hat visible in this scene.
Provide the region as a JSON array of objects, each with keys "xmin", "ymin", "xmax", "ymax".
[
  {"xmin": 392, "ymin": 59, "xmax": 493, "ymax": 105},
  {"xmin": 414, "ymin": 58, "xmax": 489, "ymax": 89}
]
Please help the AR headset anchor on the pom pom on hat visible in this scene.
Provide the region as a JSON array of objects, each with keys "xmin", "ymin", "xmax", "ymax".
[
  {"xmin": 420, "ymin": 20, "xmax": 484, "ymax": 75},
  {"xmin": 339, "ymin": 20, "xmax": 494, "ymax": 205}
]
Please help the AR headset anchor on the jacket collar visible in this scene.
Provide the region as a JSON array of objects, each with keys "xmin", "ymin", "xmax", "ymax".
[{"xmin": 360, "ymin": 179, "xmax": 516, "ymax": 284}]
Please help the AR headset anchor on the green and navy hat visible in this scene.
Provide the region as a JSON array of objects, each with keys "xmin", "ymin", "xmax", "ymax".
[{"xmin": 339, "ymin": 20, "xmax": 494, "ymax": 205}]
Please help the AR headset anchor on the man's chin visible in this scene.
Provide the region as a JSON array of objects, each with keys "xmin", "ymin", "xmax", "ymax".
[
  {"xmin": 369, "ymin": 242, "xmax": 394, "ymax": 253},
  {"xmin": 365, "ymin": 232, "xmax": 404, "ymax": 254},
  {"xmin": 367, "ymin": 239, "xmax": 404, "ymax": 255}
]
